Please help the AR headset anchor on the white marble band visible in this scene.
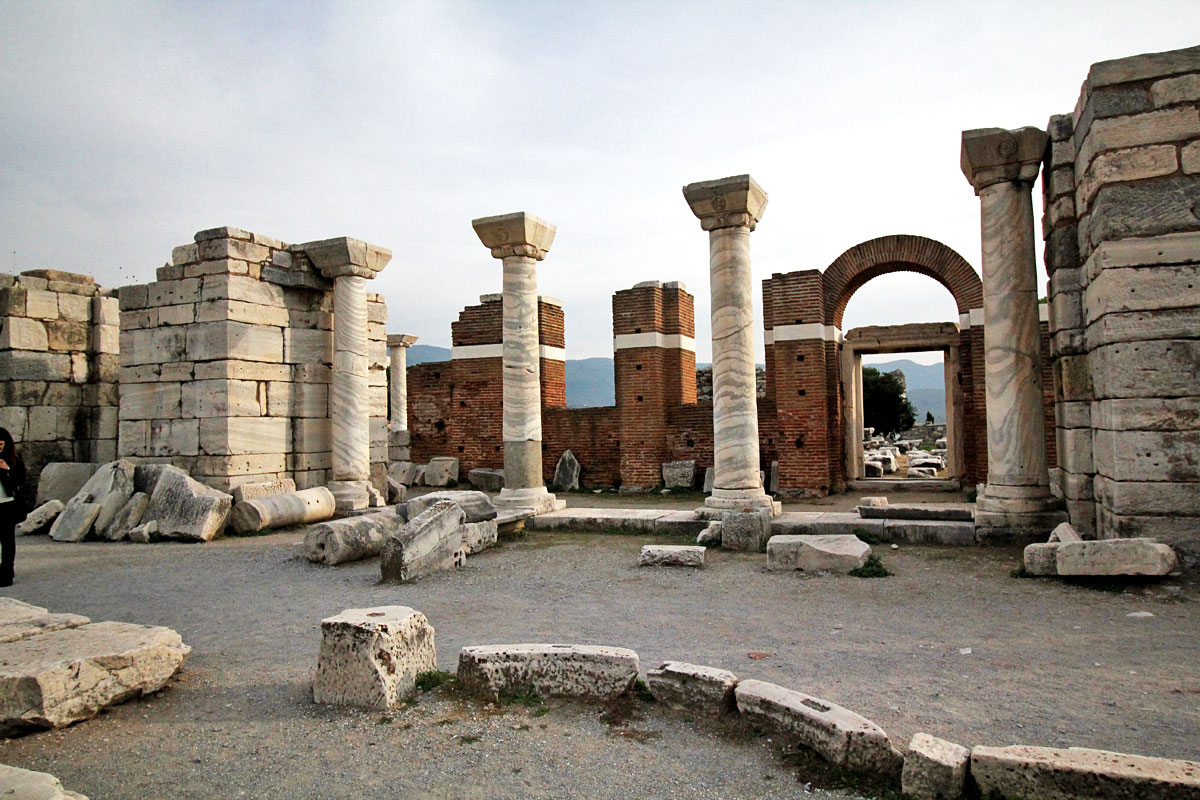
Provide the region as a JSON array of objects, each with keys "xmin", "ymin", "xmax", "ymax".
[
  {"xmin": 612, "ymin": 333, "xmax": 696, "ymax": 351},
  {"xmin": 763, "ymin": 324, "xmax": 842, "ymax": 345},
  {"xmin": 958, "ymin": 305, "xmax": 1046, "ymax": 330},
  {"xmin": 451, "ymin": 343, "xmax": 566, "ymax": 361}
]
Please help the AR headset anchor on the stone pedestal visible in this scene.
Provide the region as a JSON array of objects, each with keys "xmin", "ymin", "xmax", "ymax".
[
  {"xmin": 961, "ymin": 128, "xmax": 1065, "ymax": 542},
  {"xmin": 387, "ymin": 334, "xmax": 417, "ymax": 432},
  {"xmin": 683, "ymin": 176, "xmax": 777, "ymax": 517},
  {"xmin": 304, "ymin": 237, "xmax": 391, "ymax": 511},
  {"xmin": 471, "ymin": 212, "xmax": 563, "ymax": 515}
]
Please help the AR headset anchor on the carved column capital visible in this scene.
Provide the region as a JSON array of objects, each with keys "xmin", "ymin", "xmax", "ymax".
[
  {"xmin": 472, "ymin": 212, "xmax": 556, "ymax": 261},
  {"xmin": 683, "ymin": 174, "xmax": 768, "ymax": 231},
  {"xmin": 387, "ymin": 334, "xmax": 418, "ymax": 349},
  {"xmin": 960, "ymin": 127, "xmax": 1048, "ymax": 195},
  {"xmin": 300, "ymin": 237, "xmax": 392, "ymax": 280}
]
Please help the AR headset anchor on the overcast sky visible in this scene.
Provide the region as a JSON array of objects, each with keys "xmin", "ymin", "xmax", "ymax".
[{"xmin": 2, "ymin": 2, "xmax": 1196, "ymax": 367}]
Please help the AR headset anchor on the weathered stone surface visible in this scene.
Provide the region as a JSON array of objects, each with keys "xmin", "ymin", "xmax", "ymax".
[
  {"xmin": 380, "ymin": 501, "xmax": 465, "ymax": 582},
  {"xmin": 0, "ymin": 763, "xmax": 91, "ymax": 800},
  {"xmin": 386, "ymin": 475, "xmax": 407, "ymax": 504},
  {"xmin": 312, "ymin": 606, "xmax": 436, "ymax": 711},
  {"xmin": 858, "ymin": 496, "xmax": 888, "ymax": 510},
  {"xmin": 735, "ymin": 679, "xmax": 900, "ymax": 777},
  {"xmin": 141, "ymin": 466, "xmax": 232, "ymax": 542},
  {"xmin": 406, "ymin": 490, "xmax": 497, "ymax": 523},
  {"xmin": 857, "ymin": 503, "xmax": 973, "ymax": 521},
  {"xmin": 554, "ymin": 450, "xmax": 581, "ymax": 491},
  {"xmin": 1050, "ymin": 522, "xmax": 1083, "ymax": 543},
  {"xmin": 902, "ymin": 732, "xmax": 970, "ymax": 800},
  {"xmin": 1056, "ymin": 538, "xmax": 1178, "ymax": 576},
  {"xmin": 882, "ymin": 520, "xmax": 976, "ymax": 546},
  {"xmin": 720, "ymin": 509, "xmax": 771, "ymax": 552},
  {"xmin": 971, "ymin": 744, "xmax": 1200, "ymax": 800},
  {"xmin": 15, "ymin": 500, "xmax": 63, "ymax": 537},
  {"xmin": 646, "ymin": 661, "xmax": 738, "ymax": 716},
  {"xmin": 638, "ymin": 545, "xmax": 705, "ymax": 568},
  {"xmin": 766, "ymin": 535, "xmax": 870, "ymax": 572},
  {"xmin": 96, "ymin": 492, "xmax": 148, "ymax": 541},
  {"xmin": 230, "ymin": 478, "xmax": 296, "ymax": 505},
  {"xmin": 127, "ymin": 520, "xmax": 157, "ymax": 544},
  {"xmin": 1024, "ymin": 542, "xmax": 1061, "ymax": 576},
  {"xmin": 303, "ymin": 510, "xmax": 403, "ymax": 565},
  {"xmin": 703, "ymin": 466, "xmax": 714, "ymax": 493},
  {"xmin": 46, "ymin": 502, "xmax": 101, "ymax": 544},
  {"xmin": 423, "ymin": 457, "xmax": 460, "ymax": 487},
  {"xmin": 389, "ymin": 461, "xmax": 419, "ymax": 486},
  {"xmin": 457, "ymin": 643, "xmax": 639, "ymax": 702},
  {"xmin": 229, "ymin": 487, "xmax": 335, "ymax": 534},
  {"xmin": 467, "ymin": 468, "xmax": 504, "ymax": 493},
  {"xmin": 0, "ymin": 621, "xmax": 189, "ymax": 736},
  {"xmin": 865, "ymin": 460, "xmax": 884, "ymax": 478},
  {"xmin": 661, "ymin": 460, "xmax": 695, "ymax": 490},
  {"xmin": 0, "ymin": 599, "xmax": 89, "ymax": 645},
  {"xmin": 696, "ymin": 521, "xmax": 721, "ymax": 546},
  {"xmin": 461, "ymin": 520, "xmax": 498, "ymax": 555},
  {"xmin": 49, "ymin": 460, "xmax": 136, "ymax": 542}
]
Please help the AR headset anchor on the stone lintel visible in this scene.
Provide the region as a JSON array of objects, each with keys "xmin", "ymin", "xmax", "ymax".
[
  {"xmin": 387, "ymin": 334, "xmax": 418, "ymax": 349},
  {"xmin": 960, "ymin": 127, "xmax": 1049, "ymax": 194},
  {"xmin": 682, "ymin": 174, "xmax": 768, "ymax": 231},
  {"xmin": 471, "ymin": 212, "xmax": 556, "ymax": 261},
  {"xmin": 301, "ymin": 237, "xmax": 392, "ymax": 280}
]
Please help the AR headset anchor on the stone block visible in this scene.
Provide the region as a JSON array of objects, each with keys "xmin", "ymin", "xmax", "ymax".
[
  {"xmin": 639, "ymin": 545, "xmax": 705, "ymax": 568},
  {"xmin": 118, "ymin": 382, "xmax": 181, "ymax": 421},
  {"xmin": 697, "ymin": 521, "xmax": 721, "ymax": 546},
  {"xmin": 96, "ymin": 492, "xmax": 148, "ymax": 541},
  {"xmin": 971, "ymin": 744, "xmax": 1200, "ymax": 800},
  {"xmin": 0, "ymin": 763, "xmax": 91, "ymax": 798},
  {"xmin": 15, "ymin": 500, "xmax": 63, "ymax": 536},
  {"xmin": 703, "ymin": 466, "xmax": 714, "ymax": 493},
  {"xmin": 0, "ymin": 316, "xmax": 48, "ymax": 350},
  {"xmin": 1056, "ymin": 538, "xmax": 1178, "ymax": 576},
  {"xmin": 1095, "ymin": 475, "xmax": 1200, "ymax": 517},
  {"xmin": 1077, "ymin": 144, "xmax": 1179, "ymax": 212},
  {"xmin": 0, "ymin": 351, "xmax": 72, "ymax": 382},
  {"xmin": 1050, "ymin": 522, "xmax": 1083, "ymax": 542},
  {"xmin": 312, "ymin": 606, "xmax": 436, "ymax": 710},
  {"xmin": 25, "ymin": 289, "xmax": 58, "ymax": 319},
  {"xmin": 186, "ymin": 320, "xmax": 282, "ymax": 363},
  {"xmin": 119, "ymin": 327, "xmax": 187, "ymax": 366},
  {"xmin": 720, "ymin": 508, "xmax": 771, "ymax": 552},
  {"xmin": 461, "ymin": 519, "xmax": 498, "ymax": 554},
  {"xmin": 661, "ymin": 460, "xmax": 695, "ymax": 489},
  {"xmin": 199, "ymin": 416, "xmax": 291, "ymax": 456},
  {"xmin": 766, "ymin": 535, "xmax": 870, "ymax": 572},
  {"xmin": 423, "ymin": 457, "xmax": 460, "ymax": 487},
  {"xmin": 303, "ymin": 509, "xmax": 402, "ymax": 565},
  {"xmin": 1091, "ymin": 340, "xmax": 1200, "ymax": 400},
  {"xmin": 645, "ymin": 661, "xmax": 737, "ymax": 716},
  {"xmin": 406, "ymin": 490, "xmax": 497, "ymax": 523},
  {"xmin": 1076, "ymin": 106, "xmax": 1199, "ymax": 173},
  {"xmin": 25, "ymin": 406, "xmax": 58, "ymax": 441},
  {"xmin": 36, "ymin": 463, "xmax": 98, "ymax": 507},
  {"xmin": 181, "ymin": 379, "xmax": 263, "ymax": 418},
  {"xmin": 196, "ymin": 298, "xmax": 289, "ymax": 327},
  {"xmin": 49, "ymin": 460, "xmax": 136, "ymax": 542},
  {"xmin": 380, "ymin": 500, "xmax": 465, "ymax": 582},
  {"xmin": 901, "ymin": 732, "xmax": 970, "ymax": 800},
  {"xmin": 883, "ymin": 520, "xmax": 976, "ymax": 546},
  {"xmin": 457, "ymin": 643, "xmax": 639, "ymax": 703},
  {"xmin": 467, "ymin": 468, "xmax": 504, "ymax": 492},
  {"xmin": 230, "ymin": 478, "xmax": 296, "ymax": 504},
  {"xmin": 1023, "ymin": 542, "xmax": 1061, "ymax": 576},
  {"xmin": 147, "ymin": 419, "xmax": 200, "ymax": 457},
  {"xmin": 55, "ymin": 294, "xmax": 91, "ymax": 325},
  {"xmin": 1087, "ymin": 176, "xmax": 1200, "ymax": 250},
  {"xmin": 1152, "ymin": 72, "xmax": 1200, "ymax": 107},
  {"xmin": 193, "ymin": 359, "xmax": 290, "ymax": 382},
  {"xmin": 1093, "ymin": 429, "xmax": 1199, "ymax": 482},
  {"xmin": 283, "ymin": 327, "xmax": 331, "ymax": 365},
  {"xmin": 554, "ymin": 450, "xmax": 580, "ymax": 491},
  {"xmin": 734, "ymin": 679, "xmax": 900, "ymax": 777},
  {"xmin": 1185, "ymin": 141, "xmax": 1200, "ymax": 174},
  {"xmin": 293, "ymin": 418, "xmax": 331, "ymax": 453},
  {"xmin": 0, "ymin": 621, "xmax": 189, "ymax": 735},
  {"xmin": 140, "ymin": 465, "xmax": 233, "ymax": 542}
]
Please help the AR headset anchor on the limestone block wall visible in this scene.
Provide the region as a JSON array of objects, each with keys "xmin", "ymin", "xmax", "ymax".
[
  {"xmin": 117, "ymin": 227, "xmax": 388, "ymax": 494},
  {"xmin": 0, "ymin": 270, "xmax": 119, "ymax": 505},
  {"xmin": 1045, "ymin": 45, "xmax": 1200, "ymax": 552}
]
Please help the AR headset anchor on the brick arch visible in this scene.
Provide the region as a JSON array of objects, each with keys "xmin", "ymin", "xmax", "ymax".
[{"xmin": 822, "ymin": 235, "xmax": 981, "ymax": 328}]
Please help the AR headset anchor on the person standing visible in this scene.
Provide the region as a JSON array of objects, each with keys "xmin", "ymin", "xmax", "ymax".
[{"xmin": 0, "ymin": 427, "xmax": 26, "ymax": 587}]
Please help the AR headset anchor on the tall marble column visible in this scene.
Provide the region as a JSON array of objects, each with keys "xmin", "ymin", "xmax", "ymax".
[
  {"xmin": 842, "ymin": 348, "xmax": 863, "ymax": 480},
  {"xmin": 683, "ymin": 175, "xmax": 777, "ymax": 516},
  {"xmin": 387, "ymin": 334, "xmax": 417, "ymax": 431},
  {"xmin": 961, "ymin": 127, "xmax": 1065, "ymax": 540},
  {"xmin": 471, "ymin": 212, "xmax": 563, "ymax": 514},
  {"xmin": 304, "ymin": 237, "xmax": 392, "ymax": 511}
]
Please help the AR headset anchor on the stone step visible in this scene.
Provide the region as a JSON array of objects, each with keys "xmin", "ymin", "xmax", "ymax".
[
  {"xmin": 525, "ymin": 508, "xmax": 707, "ymax": 535},
  {"xmin": 848, "ymin": 479, "xmax": 962, "ymax": 492},
  {"xmin": 857, "ymin": 503, "xmax": 975, "ymax": 522},
  {"xmin": 770, "ymin": 513, "xmax": 975, "ymax": 545}
]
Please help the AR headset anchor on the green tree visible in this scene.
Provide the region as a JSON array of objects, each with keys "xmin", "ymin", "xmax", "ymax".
[
  {"xmin": 925, "ymin": 410, "xmax": 935, "ymax": 425},
  {"xmin": 862, "ymin": 367, "xmax": 917, "ymax": 436}
]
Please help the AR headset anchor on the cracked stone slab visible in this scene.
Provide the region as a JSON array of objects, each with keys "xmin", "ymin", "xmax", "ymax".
[
  {"xmin": 312, "ymin": 606, "xmax": 436, "ymax": 711},
  {"xmin": 971, "ymin": 744, "xmax": 1200, "ymax": 799},
  {"xmin": 646, "ymin": 661, "xmax": 738, "ymax": 716},
  {"xmin": 902, "ymin": 732, "xmax": 971, "ymax": 800},
  {"xmin": 0, "ymin": 599, "xmax": 88, "ymax": 645},
  {"xmin": 0, "ymin": 763, "xmax": 90, "ymax": 799},
  {"xmin": 457, "ymin": 643, "xmax": 639, "ymax": 702},
  {"xmin": 638, "ymin": 545, "xmax": 705, "ymax": 568}
]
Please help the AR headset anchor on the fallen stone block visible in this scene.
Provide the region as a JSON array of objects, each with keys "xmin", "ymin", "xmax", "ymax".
[
  {"xmin": 858, "ymin": 503, "xmax": 973, "ymax": 521},
  {"xmin": 883, "ymin": 520, "xmax": 976, "ymax": 546},
  {"xmin": 1024, "ymin": 542, "xmax": 1061, "ymax": 576},
  {"xmin": 639, "ymin": 545, "xmax": 705, "ymax": 568},
  {"xmin": 1056, "ymin": 538, "xmax": 1178, "ymax": 576},
  {"xmin": 858, "ymin": 497, "xmax": 889, "ymax": 511},
  {"xmin": 0, "ymin": 599, "xmax": 89, "ymax": 645},
  {"xmin": 462, "ymin": 519, "xmax": 498, "ymax": 555},
  {"xmin": 971, "ymin": 744, "xmax": 1200, "ymax": 800},
  {"xmin": 0, "ymin": 621, "xmax": 190, "ymax": 736},
  {"xmin": 389, "ymin": 461, "xmax": 419, "ymax": 487},
  {"xmin": 908, "ymin": 466, "xmax": 938, "ymax": 478},
  {"xmin": 49, "ymin": 460, "xmax": 137, "ymax": 542},
  {"xmin": 554, "ymin": 450, "xmax": 581, "ymax": 491},
  {"xmin": 380, "ymin": 500, "xmax": 465, "ymax": 582},
  {"xmin": 645, "ymin": 661, "xmax": 737, "ymax": 716},
  {"xmin": 312, "ymin": 606, "xmax": 436, "ymax": 711},
  {"xmin": 96, "ymin": 491, "xmax": 149, "ymax": 541},
  {"xmin": 661, "ymin": 460, "xmax": 695, "ymax": 490},
  {"xmin": 230, "ymin": 478, "xmax": 296, "ymax": 505},
  {"xmin": 386, "ymin": 475, "xmax": 406, "ymax": 504},
  {"xmin": 140, "ymin": 465, "xmax": 232, "ymax": 542},
  {"xmin": 703, "ymin": 466, "xmax": 714, "ymax": 493},
  {"xmin": 721, "ymin": 509, "xmax": 771, "ymax": 552},
  {"xmin": 865, "ymin": 460, "xmax": 884, "ymax": 478},
  {"xmin": 735, "ymin": 679, "xmax": 901, "ymax": 777},
  {"xmin": 406, "ymin": 490, "xmax": 497, "ymax": 523},
  {"xmin": 128, "ymin": 520, "xmax": 157, "ymax": 544},
  {"xmin": 229, "ymin": 487, "xmax": 335, "ymax": 534},
  {"xmin": 467, "ymin": 468, "xmax": 504, "ymax": 493},
  {"xmin": 766, "ymin": 535, "xmax": 871, "ymax": 573},
  {"xmin": 697, "ymin": 521, "xmax": 722, "ymax": 546},
  {"xmin": 15, "ymin": 500, "xmax": 63, "ymax": 537},
  {"xmin": 0, "ymin": 763, "xmax": 91, "ymax": 800},
  {"xmin": 423, "ymin": 457, "xmax": 460, "ymax": 487},
  {"xmin": 303, "ymin": 510, "xmax": 403, "ymax": 565},
  {"xmin": 47, "ymin": 501, "xmax": 101, "ymax": 544},
  {"xmin": 457, "ymin": 643, "xmax": 639, "ymax": 702},
  {"xmin": 902, "ymin": 732, "xmax": 970, "ymax": 800},
  {"xmin": 1050, "ymin": 521, "xmax": 1084, "ymax": 542},
  {"xmin": 34, "ymin": 463, "xmax": 98, "ymax": 507}
]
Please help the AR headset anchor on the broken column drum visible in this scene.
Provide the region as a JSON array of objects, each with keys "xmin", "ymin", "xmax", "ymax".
[
  {"xmin": 961, "ymin": 127, "xmax": 1064, "ymax": 537},
  {"xmin": 471, "ymin": 212, "xmax": 560, "ymax": 514},
  {"xmin": 683, "ymin": 175, "xmax": 775, "ymax": 514},
  {"xmin": 387, "ymin": 334, "xmax": 417, "ymax": 431}
]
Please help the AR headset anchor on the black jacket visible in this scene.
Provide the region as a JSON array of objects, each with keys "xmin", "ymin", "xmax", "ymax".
[{"xmin": 0, "ymin": 428, "xmax": 26, "ymax": 521}]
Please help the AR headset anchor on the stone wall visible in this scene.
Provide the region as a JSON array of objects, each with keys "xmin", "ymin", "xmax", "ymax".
[
  {"xmin": 117, "ymin": 227, "xmax": 388, "ymax": 494},
  {"xmin": 1044, "ymin": 45, "xmax": 1200, "ymax": 552},
  {"xmin": 0, "ymin": 270, "xmax": 119, "ymax": 505}
]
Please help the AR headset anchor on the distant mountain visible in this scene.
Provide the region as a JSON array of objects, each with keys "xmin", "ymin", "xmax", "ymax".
[
  {"xmin": 565, "ymin": 358, "xmax": 614, "ymax": 407},
  {"xmin": 868, "ymin": 359, "xmax": 946, "ymax": 423},
  {"xmin": 407, "ymin": 344, "xmax": 451, "ymax": 365}
]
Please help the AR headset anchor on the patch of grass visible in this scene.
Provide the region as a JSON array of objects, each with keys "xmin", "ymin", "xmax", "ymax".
[
  {"xmin": 531, "ymin": 706, "xmax": 549, "ymax": 718},
  {"xmin": 849, "ymin": 553, "xmax": 891, "ymax": 578},
  {"xmin": 856, "ymin": 531, "xmax": 883, "ymax": 546},
  {"xmin": 632, "ymin": 678, "xmax": 655, "ymax": 703},
  {"xmin": 501, "ymin": 688, "xmax": 544, "ymax": 708},
  {"xmin": 415, "ymin": 670, "xmax": 455, "ymax": 692}
]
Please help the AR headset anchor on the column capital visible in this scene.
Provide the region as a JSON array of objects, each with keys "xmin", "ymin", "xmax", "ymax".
[
  {"xmin": 472, "ymin": 212, "xmax": 556, "ymax": 261},
  {"xmin": 301, "ymin": 237, "xmax": 392, "ymax": 279},
  {"xmin": 960, "ymin": 127, "xmax": 1048, "ymax": 194},
  {"xmin": 387, "ymin": 334, "xmax": 418, "ymax": 349},
  {"xmin": 683, "ymin": 174, "xmax": 768, "ymax": 231}
]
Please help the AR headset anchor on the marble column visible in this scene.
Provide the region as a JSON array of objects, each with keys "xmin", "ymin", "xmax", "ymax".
[
  {"xmin": 683, "ymin": 175, "xmax": 777, "ymax": 516},
  {"xmin": 304, "ymin": 237, "xmax": 392, "ymax": 511},
  {"xmin": 842, "ymin": 347, "xmax": 862, "ymax": 481},
  {"xmin": 471, "ymin": 212, "xmax": 563, "ymax": 515},
  {"xmin": 961, "ymin": 127, "xmax": 1065, "ymax": 540},
  {"xmin": 387, "ymin": 334, "xmax": 417, "ymax": 431},
  {"xmin": 944, "ymin": 345, "xmax": 965, "ymax": 479}
]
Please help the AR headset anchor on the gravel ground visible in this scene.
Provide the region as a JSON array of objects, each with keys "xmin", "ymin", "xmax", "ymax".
[{"xmin": 1, "ymin": 516, "xmax": 1198, "ymax": 799}]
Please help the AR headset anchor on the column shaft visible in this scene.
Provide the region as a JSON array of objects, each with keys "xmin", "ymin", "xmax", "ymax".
[
  {"xmin": 944, "ymin": 345, "xmax": 965, "ymax": 479},
  {"xmin": 842, "ymin": 347, "xmax": 860, "ymax": 481},
  {"xmin": 330, "ymin": 275, "xmax": 370, "ymax": 482},
  {"xmin": 501, "ymin": 255, "xmax": 543, "ymax": 490},
  {"xmin": 389, "ymin": 346, "xmax": 408, "ymax": 431}
]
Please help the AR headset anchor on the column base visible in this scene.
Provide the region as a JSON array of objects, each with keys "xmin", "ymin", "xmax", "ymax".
[
  {"xmin": 493, "ymin": 487, "xmax": 565, "ymax": 515},
  {"xmin": 327, "ymin": 480, "xmax": 370, "ymax": 512},
  {"xmin": 695, "ymin": 489, "xmax": 781, "ymax": 520}
]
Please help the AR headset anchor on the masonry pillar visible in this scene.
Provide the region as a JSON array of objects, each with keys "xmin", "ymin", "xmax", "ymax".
[
  {"xmin": 961, "ymin": 127, "xmax": 1066, "ymax": 541},
  {"xmin": 944, "ymin": 344, "xmax": 965, "ymax": 480},
  {"xmin": 305, "ymin": 237, "xmax": 392, "ymax": 511},
  {"xmin": 387, "ymin": 334, "xmax": 417, "ymax": 431},
  {"xmin": 471, "ymin": 212, "xmax": 563, "ymax": 515},
  {"xmin": 841, "ymin": 347, "xmax": 862, "ymax": 480},
  {"xmin": 683, "ymin": 175, "xmax": 777, "ymax": 516}
]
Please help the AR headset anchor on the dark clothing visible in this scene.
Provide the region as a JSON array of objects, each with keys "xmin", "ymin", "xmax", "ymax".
[{"xmin": 0, "ymin": 427, "xmax": 26, "ymax": 586}]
